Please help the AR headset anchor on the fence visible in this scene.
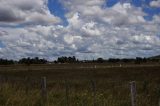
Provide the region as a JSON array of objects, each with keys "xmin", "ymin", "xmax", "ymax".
[{"xmin": 0, "ymin": 75, "xmax": 159, "ymax": 106}]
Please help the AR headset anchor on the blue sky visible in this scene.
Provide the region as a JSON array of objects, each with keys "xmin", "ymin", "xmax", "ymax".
[
  {"xmin": 48, "ymin": 0, "xmax": 68, "ymax": 25},
  {"xmin": 0, "ymin": 41, "xmax": 5, "ymax": 48},
  {"xmin": 0, "ymin": 0, "xmax": 160, "ymax": 60}
]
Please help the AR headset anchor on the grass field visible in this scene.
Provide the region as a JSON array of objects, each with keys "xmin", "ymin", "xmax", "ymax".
[{"xmin": 0, "ymin": 63, "xmax": 160, "ymax": 106}]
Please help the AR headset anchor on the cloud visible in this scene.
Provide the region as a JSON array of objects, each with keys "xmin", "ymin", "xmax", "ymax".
[
  {"xmin": 0, "ymin": 0, "xmax": 61, "ymax": 25},
  {"xmin": 150, "ymin": 0, "xmax": 160, "ymax": 8},
  {"xmin": 0, "ymin": 0, "xmax": 160, "ymax": 60},
  {"xmin": 81, "ymin": 21, "xmax": 101, "ymax": 36},
  {"xmin": 61, "ymin": 0, "xmax": 146, "ymax": 26}
]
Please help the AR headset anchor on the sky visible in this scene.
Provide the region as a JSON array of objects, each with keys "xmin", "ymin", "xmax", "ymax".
[{"xmin": 0, "ymin": 0, "xmax": 160, "ymax": 60}]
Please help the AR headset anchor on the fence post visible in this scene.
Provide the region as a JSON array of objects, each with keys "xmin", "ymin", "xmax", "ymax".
[
  {"xmin": 0, "ymin": 75, "xmax": 1, "ymax": 91},
  {"xmin": 25, "ymin": 76, "xmax": 30, "ymax": 94},
  {"xmin": 130, "ymin": 81, "xmax": 136, "ymax": 106},
  {"xmin": 41, "ymin": 77, "xmax": 47, "ymax": 104},
  {"xmin": 65, "ymin": 80, "xmax": 69, "ymax": 106},
  {"xmin": 4, "ymin": 75, "xmax": 8, "ymax": 83},
  {"xmin": 91, "ymin": 80, "xmax": 96, "ymax": 106}
]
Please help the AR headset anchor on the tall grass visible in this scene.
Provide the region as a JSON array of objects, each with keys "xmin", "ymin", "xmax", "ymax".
[{"xmin": 0, "ymin": 64, "xmax": 159, "ymax": 106}]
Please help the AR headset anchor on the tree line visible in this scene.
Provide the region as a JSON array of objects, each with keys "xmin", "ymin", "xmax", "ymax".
[
  {"xmin": 0, "ymin": 57, "xmax": 47, "ymax": 65},
  {"xmin": 0, "ymin": 56, "xmax": 159, "ymax": 65}
]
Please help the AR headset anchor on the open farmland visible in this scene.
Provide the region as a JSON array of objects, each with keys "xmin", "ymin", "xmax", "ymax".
[{"xmin": 0, "ymin": 64, "xmax": 160, "ymax": 106}]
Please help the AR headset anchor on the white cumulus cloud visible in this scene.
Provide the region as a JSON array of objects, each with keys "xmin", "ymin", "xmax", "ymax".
[{"xmin": 150, "ymin": 0, "xmax": 160, "ymax": 8}]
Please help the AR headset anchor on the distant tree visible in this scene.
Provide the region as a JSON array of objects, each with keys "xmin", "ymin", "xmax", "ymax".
[
  {"xmin": 0, "ymin": 59, "xmax": 15, "ymax": 65},
  {"xmin": 18, "ymin": 57, "xmax": 47, "ymax": 64},
  {"xmin": 108, "ymin": 58, "xmax": 120, "ymax": 63},
  {"xmin": 97, "ymin": 58, "xmax": 104, "ymax": 63},
  {"xmin": 121, "ymin": 58, "xmax": 134, "ymax": 63},
  {"xmin": 56, "ymin": 56, "xmax": 78, "ymax": 63},
  {"xmin": 135, "ymin": 57, "xmax": 143, "ymax": 64}
]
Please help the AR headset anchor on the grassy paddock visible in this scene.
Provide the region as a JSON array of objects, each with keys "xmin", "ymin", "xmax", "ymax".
[{"xmin": 0, "ymin": 64, "xmax": 160, "ymax": 106}]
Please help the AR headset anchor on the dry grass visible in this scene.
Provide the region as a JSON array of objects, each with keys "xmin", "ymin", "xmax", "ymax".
[{"xmin": 0, "ymin": 64, "xmax": 160, "ymax": 106}]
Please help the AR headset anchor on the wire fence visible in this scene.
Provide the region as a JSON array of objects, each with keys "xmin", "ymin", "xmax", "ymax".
[{"xmin": 0, "ymin": 75, "xmax": 160, "ymax": 106}]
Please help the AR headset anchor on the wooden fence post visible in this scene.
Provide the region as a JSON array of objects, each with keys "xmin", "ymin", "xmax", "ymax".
[
  {"xmin": 25, "ymin": 76, "xmax": 29, "ymax": 94},
  {"xmin": 4, "ymin": 75, "xmax": 8, "ymax": 83},
  {"xmin": 65, "ymin": 80, "xmax": 69, "ymax": 106},
  {"xmin": 41, "ymin": 77, "xmax": 47, "ymax": 104},
  {"xmin": 91, "ymin": 80, "xmax": 96, "ymax": 106},
  {"xmin": 0, "ymin": 75, "xmax": 1, "ymax": 91},
  {"xmin": 130, "ymin": 81, "xmax": 136, "ymax": 106}
]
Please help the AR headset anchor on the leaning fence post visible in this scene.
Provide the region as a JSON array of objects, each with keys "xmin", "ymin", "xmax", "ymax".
[
  {"xmin": 130, "ymin": 81, "xmax": 136, "ymax": 106},
  {"xmin": 41, "ymin": 77, "xmax": 47, "ymax": 104}
]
